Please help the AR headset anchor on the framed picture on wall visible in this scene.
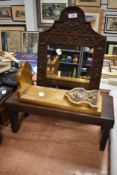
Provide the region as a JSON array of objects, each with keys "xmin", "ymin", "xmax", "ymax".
[
  {"xmin": 22, "ymin": 32, "xmax": 39, "ymax": 53},
  {"xmin": 82, "ymin": 8, "xmax": 104, "ymax": 33},
  {"xmin": 36, "ymin": 0, "xmax": 70, "ymax": 27},
  {"xmin": 0, "ymin": 7, "xmax": 12, "ymax": 19},
  {"xmin": 104, "ymin": 15, "xmax": 117, "ymax": 34},
  {"xmin": 0, "ymin": 24, "xmax": 25, "ymax": 51},
  {"xmin": 108, "ymin": 0, "xmax": 117, "ymax": 9},
  {"xmin": 1, "ymin": 31, "xmax": 22, "ymax": 52},
  {"xmin": 11, "ymin": 5, "xmax": 26, "ymax": 22},
  {"xmin": 75, "ymin": 0, "xmax": 101, "ymax": 7}
]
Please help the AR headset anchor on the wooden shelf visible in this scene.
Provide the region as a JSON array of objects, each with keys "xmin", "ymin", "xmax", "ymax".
[{"xmin": 60, "ymin": 62, "xmax": 78, "ymax": 66}]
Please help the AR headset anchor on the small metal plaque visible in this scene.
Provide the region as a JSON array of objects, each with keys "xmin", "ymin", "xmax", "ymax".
[{"xmin": 68, "ymin": 13, "xmax": 78, "ymax": 18}]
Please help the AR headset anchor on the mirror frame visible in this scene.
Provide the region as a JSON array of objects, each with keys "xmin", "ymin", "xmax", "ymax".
[{"xmin": 37, "ymin": 5, "xmax": 106, "ymax": 89}]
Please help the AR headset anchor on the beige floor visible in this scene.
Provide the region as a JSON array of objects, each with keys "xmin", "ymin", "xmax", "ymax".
[{"xmin": 0, "ymin": 114, "xmax": 109, "ymax": 175}]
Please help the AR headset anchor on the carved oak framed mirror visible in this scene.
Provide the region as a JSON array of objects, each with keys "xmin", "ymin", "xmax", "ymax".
[{"xmin": 37, "ymin": 5, "xmax": 106, "ymax": 90}]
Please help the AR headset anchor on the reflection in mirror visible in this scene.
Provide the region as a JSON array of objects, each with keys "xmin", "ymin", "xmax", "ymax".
[{"xmin": 46, "ymin": 44, "xmax": 93, "ymax": 81}]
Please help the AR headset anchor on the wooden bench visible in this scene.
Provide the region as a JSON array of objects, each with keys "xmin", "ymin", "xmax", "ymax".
[{"xmin": 5, "ymin": 62, "xmax": 114, "ymax": 151}]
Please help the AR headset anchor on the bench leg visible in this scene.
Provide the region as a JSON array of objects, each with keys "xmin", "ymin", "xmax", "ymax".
[
  {"xmin": 9, "ymin": 111, "xmax": 19, "ymax": 133},
  {"xmin": 100, "ymin": 127, "xmax": 110, "ymax": 151},
  {"xmin": 0, "ymin": 130, "xmax": 3, "ymax": 144}
]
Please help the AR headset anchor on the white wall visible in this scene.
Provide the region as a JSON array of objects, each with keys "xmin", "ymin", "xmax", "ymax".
[{"xmin": 24, "ymin": 0, "xmax": 38, "ymax": 31}]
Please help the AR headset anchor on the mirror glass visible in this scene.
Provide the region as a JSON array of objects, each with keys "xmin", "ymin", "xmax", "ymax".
[{"xmin": 46, "ymin": 44, "xmax": 94, "ymax": 81}]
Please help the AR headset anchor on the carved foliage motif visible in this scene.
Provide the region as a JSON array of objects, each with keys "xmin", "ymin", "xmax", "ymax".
[
  {"xmin": 50, "ymin": 21, "xmax": 95, "ymax": 34},
  {"xmin": 46, "ymin": 34, "xmax": 105, "ymax": 47}
]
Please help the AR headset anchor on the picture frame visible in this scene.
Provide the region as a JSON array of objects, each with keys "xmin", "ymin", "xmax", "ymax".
[
  {"xmin": 0, "ymin": 24, "xmax": 26, "ymax": 31},
  {"xmin": 0, "ymin": 6, "xmax": 12, "ymax": 19},
  {"xmin": 36, "ymin": 0, "xmax": 70, "ymax": 28},
  {"xmin": 75, "ymin": 0, "xmax": 101, "ymax": 7},
  {"xmin": 11, "ymin": 5, "xmax": 26, "ymax": 22},
  {"xmin": 104, "ymin": 15, "xmax": 117, "ymax": 34},
  {"xmin": 108, "ymin": 0, "xmax": 117, "ymax": 9},
  {"xmin": 22, "ymin": 31, "xmax": 39, "ymax": 53},
  {"xmin": 1, "ymin": 31, "xmax": 22, "ymax": 52},
  {"xmin": 0, "ymin": 25, "xmax": 25, "ymax": 50},
  {"xmin": 82, "ymin": 8, "xmax": 104, "ymax": 33},
  {"xmin": 106, "ymin": 41, "xmax": 117, "ymax": 55}
]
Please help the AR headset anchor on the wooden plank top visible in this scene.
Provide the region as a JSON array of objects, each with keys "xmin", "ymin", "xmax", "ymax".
[{"xmin": 19, "ymin": 86, "xmax": 102, "ymax": 116}]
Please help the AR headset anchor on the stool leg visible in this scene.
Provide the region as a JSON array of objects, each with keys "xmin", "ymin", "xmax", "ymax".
[
  {"xmin": 9, "ymin": 111, "xmax": 19, "ymax": 133},
  {"xmin": 108, "ymin": 62, "xmax": 111, "ymax": 72},
  {"xmin": 100, "ymin": 127, "xmax": 110, "ymax": 151}
]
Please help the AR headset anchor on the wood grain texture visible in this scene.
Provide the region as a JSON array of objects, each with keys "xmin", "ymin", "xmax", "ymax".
[
  {"xmin": 0, "ymin": 114, "xmax": 109, "ymax": 175},
  {"xmin": 20, "ymin": 85, "xmax": 102, "ymax": 116}
]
